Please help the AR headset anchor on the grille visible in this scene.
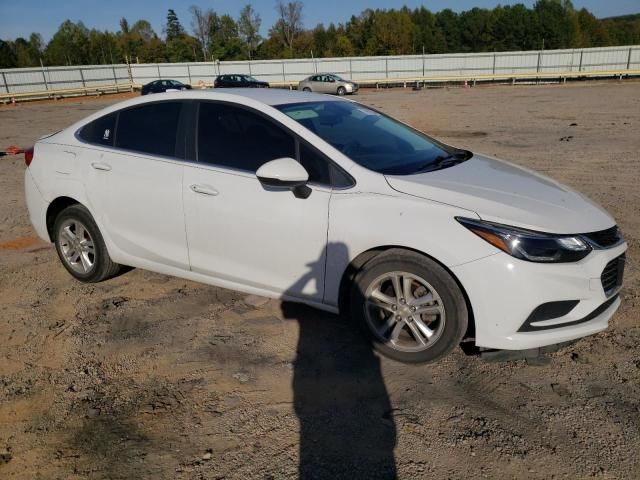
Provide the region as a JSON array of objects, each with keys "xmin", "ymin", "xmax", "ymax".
[
  {"xmin": 601, "ymin": 254, "xmax": 625, "ymax": 296},
  {"xmin": 584, "ymin": 226, "xmax": 622, "ymax": 248}
]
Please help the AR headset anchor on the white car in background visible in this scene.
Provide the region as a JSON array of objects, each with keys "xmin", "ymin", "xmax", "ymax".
[{"xmin": 24, "ymin": 89, "xmax": 626, "ymax": 363}]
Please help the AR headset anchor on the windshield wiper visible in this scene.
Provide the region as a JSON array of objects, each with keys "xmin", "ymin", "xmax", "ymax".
[{"xmin": 416, "ymin": 151, "xmax": 468, "ymax": 173}]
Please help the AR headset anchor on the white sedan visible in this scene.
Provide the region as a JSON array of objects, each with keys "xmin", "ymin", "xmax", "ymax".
[{"xmin": 24, "ymin": 89, "xmax": 626, "ymax": 363}]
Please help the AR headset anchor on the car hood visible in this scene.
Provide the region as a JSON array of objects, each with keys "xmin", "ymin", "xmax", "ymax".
[{"xmin": 384, "ymin": 154, "xmax": 614, "ymax": 234}]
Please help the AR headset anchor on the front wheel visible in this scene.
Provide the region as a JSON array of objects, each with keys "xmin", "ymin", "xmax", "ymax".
[
  {"xmin": 337, "ymin": 86, "xmax": 346, "ymax": 96},
  {"xmin": 53, "ymin": 204, "xmax": 122, "ymax": 283},
  {"xmin": 350, "ymin": 249, "xmax": 468, "ymax": 363}
]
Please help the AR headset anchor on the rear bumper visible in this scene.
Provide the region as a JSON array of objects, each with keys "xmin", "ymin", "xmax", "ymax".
[
  {"xmin": 452, "ymin": 243, "xmax": 627, "ymax": 350},
  {"xmin": 25, "ymin": 169, "xmax": 50, "ymax": 242}
]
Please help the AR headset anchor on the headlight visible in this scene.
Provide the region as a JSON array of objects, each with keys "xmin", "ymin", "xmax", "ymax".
[{"xmin": 456, "ymin": 217, "xmax": 591, "ymax": 263}]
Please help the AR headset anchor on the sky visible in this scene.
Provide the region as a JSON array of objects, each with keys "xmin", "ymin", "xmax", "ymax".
[{"xmin": 1, "ymin": 0, "xmax": 639, "ymax": 42}]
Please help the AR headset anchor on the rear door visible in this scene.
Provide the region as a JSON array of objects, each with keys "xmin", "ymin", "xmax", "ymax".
[
  {"xmin": 182, "ymin": 101, "xmax": 332, "ymax": 300},
  {"xmin": 80, "ymin": 100, "xmax": 190, "ymax": 270},
  {"xmin": 314, "ymin": 75, "xmax": 329, "ymax": 93}
]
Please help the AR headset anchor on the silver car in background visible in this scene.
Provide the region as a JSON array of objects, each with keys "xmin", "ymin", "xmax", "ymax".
[{"xmin": 298, "ymin": 74, "xmax": 359, "ymax": 95}]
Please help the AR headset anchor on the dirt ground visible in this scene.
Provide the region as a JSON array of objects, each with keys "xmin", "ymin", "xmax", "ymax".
[{"xmin": 1, "ymin": 81, "xmax": 639, "ymax": 479}]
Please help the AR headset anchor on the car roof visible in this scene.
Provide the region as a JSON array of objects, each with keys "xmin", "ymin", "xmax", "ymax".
[
  {"xmin": 71, "ymin": 88, "xmax": 346, "ymax": 129},
  {"xmin": 200, "ymin": 88, "xmax": 344, "ymax": 106}
]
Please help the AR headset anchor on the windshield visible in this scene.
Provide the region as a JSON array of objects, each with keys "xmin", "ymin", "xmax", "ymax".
[
  {"xmin": 244, "ymin": 75, "xmax": 258, "ymax": 82},
  {"xmin": 275, "ymin": 101, "xmax": 470, "ymax": 175}
]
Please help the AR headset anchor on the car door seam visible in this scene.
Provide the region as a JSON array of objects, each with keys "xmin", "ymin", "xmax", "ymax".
[{"xmin": 180, "ymin": 165, "xmax": 193, "ymax": 271}]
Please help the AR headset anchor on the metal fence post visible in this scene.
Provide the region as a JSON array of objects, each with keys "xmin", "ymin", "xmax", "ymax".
[
  {"xmin": 578, "ymin": 50, "xmax": 583, "ymax": 72},
  {"xmin": 112, "ymin": 65, "xmax": 118, "ymax": 84},
  {"xmin": 492, "ymin": 53, "xmax": 496, "ymax": 75},
  {"xmin": 627, "ymin": 47, "xmax": 633, "ymax": 71},
  {"xmin": 126, "ymin": 57, "xmax": 133, "ymax": 84},
  {"xmin": 1, "ymin": 72, "xmax": 8, "ymax": 93},
  {"xmin": 536, "ymin": 51, "xmax": 542, "ymax": 73},
  {"xmin": 385, "ymin": 57, "xmax": 389, "ymax": 79},
  {"xmin": 79, "ymin": 68, "xmax": 86, "ymax": 89},
  {"xmin": 187, "ymin": 64, "xmax": 192, "ymax": 84},
  {"xmin": 349, "ymin": 58, "xmax": 353, "ymax": 78},
  {"xmin": 282, "ymin": 60, "xmax": 286, "ymax": 82},
  {"xmin": 40, "ymin": 59, "xmax": 49, "ymax": 90},
  {"xmin": 156, "ymin": 64, "xmax": 161, "ymax": 80}
]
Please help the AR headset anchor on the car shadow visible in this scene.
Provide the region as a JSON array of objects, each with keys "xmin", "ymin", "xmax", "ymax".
[{"xmin": 281, "ymin": 242, "xmax": 397, "ymax": 479}]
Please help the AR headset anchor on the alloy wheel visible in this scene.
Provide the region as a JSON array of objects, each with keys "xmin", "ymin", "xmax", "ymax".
[
  {"xmin": 364, "ymin": 271, "xmax": 446, "ymax": 352},
  {"xmin": 57, "ymin": 219, "xmax": 96, "ymax": 274}
]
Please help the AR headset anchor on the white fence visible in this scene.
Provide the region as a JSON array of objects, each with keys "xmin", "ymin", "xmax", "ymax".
[{"xmin": 1, "ymin": 45, "xmax": 639, "ymax": 95}]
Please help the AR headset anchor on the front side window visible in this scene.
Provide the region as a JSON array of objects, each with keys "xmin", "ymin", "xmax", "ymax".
[
  {"xmin": 115, "ymin": 102, "xmax": 182, "ymax": 157},
  {"xmin": 79, "ymin": 112, "xmax": 117, "ymax": 146},
  {"xmin": 198, "ymin": 102, "xmax": 295, "ymax": 172},
  {"xmin": 276, "ymin": 101, "xmax": 470, "ymax": 175},
  {"xmin": 299, "ymin": 142, "xmax": 331, "ymax": 185}
]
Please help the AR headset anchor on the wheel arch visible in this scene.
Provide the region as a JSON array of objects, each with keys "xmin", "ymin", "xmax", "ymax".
[
  {"xmin": 337, "ymin": 245, "xmax": 476, "ymax": 340},
  {"xmin": 45, "ymin": 196, "xmax": 82, "ymax": 241}
]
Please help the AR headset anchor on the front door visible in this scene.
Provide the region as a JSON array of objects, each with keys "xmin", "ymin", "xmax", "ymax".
[{"xmin": 182, "ymin": 101, "xmax": 330, "ymax": 300}]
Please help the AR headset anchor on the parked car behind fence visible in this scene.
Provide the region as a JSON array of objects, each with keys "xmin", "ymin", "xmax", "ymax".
[
  {"xmin": 141, "ymin": 79, "xmax": 192, "ymax": 95},
  {"xmin": 214, "ymin": 74, "xmax": 270, "ymax": 89},
  {"xmin": 298, "ymin": 74, "xmax": 359, "ymax": 95}
]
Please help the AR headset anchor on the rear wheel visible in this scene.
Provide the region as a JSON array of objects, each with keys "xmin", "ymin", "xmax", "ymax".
[
  {"xmin": 350, "ymin": 249, "xmax": 468, "ymax": 363},
  {"xmin": 303, "ymin": 87, "xmax": 312, "ymax": 92},
  {"xmin": 53, "ymin": 204, "xmax": 121, "ymax": 283},
  {"xmin": 337, "ymin": 86, "xmax": 347, "ymax": 96}
]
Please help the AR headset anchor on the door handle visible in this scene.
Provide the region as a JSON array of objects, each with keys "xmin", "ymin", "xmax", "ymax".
[
  {"xmin": 190, "ymin": 184, "xmax": 219, "ymax": 196},
  {"xmin": 91, "ymin": 162, "xmax": 112, "ymax": 171}
]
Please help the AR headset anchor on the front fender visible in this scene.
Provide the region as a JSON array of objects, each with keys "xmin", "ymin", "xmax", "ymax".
[{"xmin": 324, "ymin": 191, "xmax": 498, "ymax": 306}]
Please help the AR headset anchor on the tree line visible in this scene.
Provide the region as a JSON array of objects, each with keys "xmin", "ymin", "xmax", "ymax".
[{"xmin": 1, "ymin": 0, "xmax": 639, "ymax": 69}]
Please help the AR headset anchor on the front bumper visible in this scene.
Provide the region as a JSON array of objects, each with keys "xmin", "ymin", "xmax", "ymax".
[
  {"xmin": 345, "ymin": 83, "xmax": 359, "ymax": 94},
  {"xmin": 452, "ymin": 242, "xmax": 627, "ymax": 350}
]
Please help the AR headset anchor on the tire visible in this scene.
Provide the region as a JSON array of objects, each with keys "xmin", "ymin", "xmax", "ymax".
[
  {"xmin": 302, "ymin": 87, "xmax": 312, "ymax": 92},
  {"xmin": 350, "ymin": 249, "xmax": 468, "ymax": 363},
  {"xmin": 53, "ymin": 204, "xmax": 122, "ymax": 283},
  {"xmin": 337, "ymin": 86, "xmax": 347, "ymax": 96}
]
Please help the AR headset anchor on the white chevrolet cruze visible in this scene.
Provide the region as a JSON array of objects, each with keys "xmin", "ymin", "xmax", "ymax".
[{"xmin": 24, "ymin": 89, "xmax": 626, "ymax": 363}]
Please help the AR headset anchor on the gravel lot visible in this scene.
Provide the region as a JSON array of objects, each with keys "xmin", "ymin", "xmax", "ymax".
[{"xmin": 1, "ymin": 81, "xmax": 639, "ymax": 479}]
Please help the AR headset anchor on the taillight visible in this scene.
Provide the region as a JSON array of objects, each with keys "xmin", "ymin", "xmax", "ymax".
[{"xmin": 24, "ymin": 146, "xmax": 34, "ymax": 167}]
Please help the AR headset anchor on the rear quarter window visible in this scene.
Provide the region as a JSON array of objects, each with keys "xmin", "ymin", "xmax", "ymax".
[{"xmin": 78, "ymin": 112, "xmax": 117, "ymax": 146}]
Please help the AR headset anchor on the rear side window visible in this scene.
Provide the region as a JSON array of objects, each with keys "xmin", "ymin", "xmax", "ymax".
[
  {"xmin": 116, "ymin": 102, "xmax": 182, "ymax": 157},
  {"xmin": 78, "ymin": 113, "xmax": 117, "ymax": 146},
  {"xmin": 198, "ymin": 102, "xmax": 295, "ymax": 172}
]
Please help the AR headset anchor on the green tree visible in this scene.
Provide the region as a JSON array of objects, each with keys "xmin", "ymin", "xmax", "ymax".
[
  {"xmin": 333, "ymin": 34, "xmax": 354, "ymax": 57},
  {"xmin": 492, "ymin": 5, "xmax": 538, "ymax": 51},
  {"xmin": 209, "ymin": 14, "xmax": 243, "ymax": 60},
  {"xmin": 365, "ymin": 9, "xmax": 414, "ymax": 55},
  {"xmin": 458, "ymin": 8, "xmax": 495, "ymax": 52},
  {"xmin": 165, "ymin": 9, "xmax": 194, "ymax": 62},
  {"xmin": 0, "ymin": 40, "xmax": 17, "ymax": 68},
  {"xmin": 411, "ymin": 7, "xmax": 447, "ymax": 54},
  {"xmin": 534, "ymin": 0, "xmax": 579, "ymax": 49},
  {"xmin": 238, "ymin": 4, "xmax": 262, "ymax": 59},
  {"xmin": 435, "ymin": 9, "xmax": 461, "ymax": 52},
  {"xmin": 576, "ymin": 9, "xmax": 611, "ymax": 47},
  {"xmin": 45, "ymin": 20, "xmax": 90, "ymax": 65}
]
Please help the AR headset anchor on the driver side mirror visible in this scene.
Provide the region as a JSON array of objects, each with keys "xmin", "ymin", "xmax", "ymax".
[{"xmin": 256, "ymin": 157, "xmax": 312, "ymax": 199}]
